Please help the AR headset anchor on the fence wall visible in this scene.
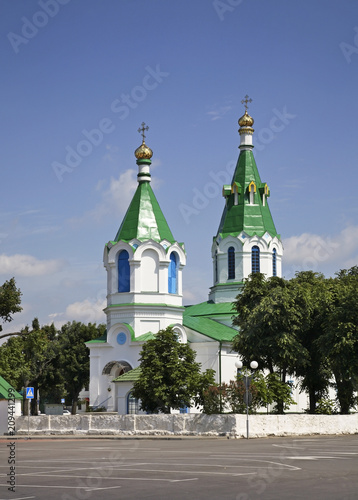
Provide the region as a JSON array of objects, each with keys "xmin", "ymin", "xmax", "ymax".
[{"xmin": 13, "ymin": 413, "xmax": 358, "ymax": 438}]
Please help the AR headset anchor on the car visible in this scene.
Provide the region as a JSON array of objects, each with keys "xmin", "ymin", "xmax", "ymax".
[{"xmin": 63, "ymin": 409, "xmax": 71, "ymax": 415}]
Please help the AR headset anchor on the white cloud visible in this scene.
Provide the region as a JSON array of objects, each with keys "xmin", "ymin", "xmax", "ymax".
[
  {"xmin": 282, "ymin": 225, "xmax": 358, "ymax": 276},
  {"xmin": 207, "ymin": 105, "xmax": 232, "ymax": 121},
  {"xmin": 0, "ymin": 254, "xmax": 65, "ymax": 277},
  {"xmin": 70, "ymin": 168, "xmax": 163, "ymax": 226},
  {"xmin": 65, "ymin": 297, "xmax": 106, "ymax": 324},
  {"xmin": 105, "ymin": 169, "xmax": 138, "ymax": 213}
]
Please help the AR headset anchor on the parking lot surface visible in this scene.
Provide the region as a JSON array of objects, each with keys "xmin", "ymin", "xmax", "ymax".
[{"xmin": 1, "ymin": 435, "xmax": 358, "ymax": 499}]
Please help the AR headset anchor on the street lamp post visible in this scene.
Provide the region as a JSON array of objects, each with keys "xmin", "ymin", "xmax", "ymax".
[{"xmin": 235, "ymin": 359, "xmax": 258, "ymax": 439}]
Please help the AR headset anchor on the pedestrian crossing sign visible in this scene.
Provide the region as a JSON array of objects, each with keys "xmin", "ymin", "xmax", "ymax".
[{"xmin": 26, "ymin": 387, "xmax": 34, "ymax": 399}]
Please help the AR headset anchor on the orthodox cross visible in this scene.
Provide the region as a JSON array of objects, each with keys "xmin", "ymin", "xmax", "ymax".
[
  {"xmin": 241, "ymin": 95, "xmax": 252, "ymax": 111},
  {"xmin": 138, "ymin": 122, "xmax": 149, "ymax": 142}
]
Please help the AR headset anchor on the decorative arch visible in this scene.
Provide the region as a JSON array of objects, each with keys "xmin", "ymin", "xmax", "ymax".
[
  {"xmin": 102, "ymin": 360, "xmax": 132, "ymax": 378},
  {"xmin": 248, "ymin": 181, "xmax": 256, "ymax": 205},
  {"xmin": 118, "ymin": 250, "xmax": 130, "ymax": 292},
  {"xmin": 168, "ymin": 252, "xmax": 178, "ymax": 294},
  {"xmin": 134, "ymin": 240, "xmax": 167, "ymax": 261},
  {"xmin": 127, "ymin": 390, "xmax": 139, "ymax": 414},
  {"xmin": 228, "ymin": 246, "xmax": 235, "ymax": 279},
  {"xmin": 171, "ymin": 324, "xmax": 187, "ymax": 344},
  {"xmin": 251, "ymin": 245, "xmax": 260, "ymax": 273}
]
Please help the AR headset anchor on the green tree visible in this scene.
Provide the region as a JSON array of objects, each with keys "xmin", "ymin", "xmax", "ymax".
[
  {"xmin": 0, "ymin": 318, "xmax": 55, "ymax": 415},
  {"xmin": 318, "ymin": 267, "xmax": 358, "ymax": 414},
  {"xmin": 232, "ymin": 274, "xmax": 307, "ymax": 412},
  {"xmin": 290, "ymin": 271, "xmax": 332, "ymax": 413},
  {"xmin": 232, "ymin": 272, "xmax": 335, "ymax": 413},
  {"xmin": 132, "ymin": 327, "xmax": 214, "ymax": 414},
  {"xmin": 57, "ymin": 321, "xmax": 105, "ymax": 414},
  {"xmin": 0, "ymin": 318, "xmax": 105, "ymax": 415},
  {"xmin": 0, "ymin": 278, "xmax": 22, "ymax": 339}
]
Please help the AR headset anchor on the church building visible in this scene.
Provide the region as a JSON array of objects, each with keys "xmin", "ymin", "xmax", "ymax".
[{"xmin": 87, "ymin": 98, "xmax": 290, "ymax": 414}]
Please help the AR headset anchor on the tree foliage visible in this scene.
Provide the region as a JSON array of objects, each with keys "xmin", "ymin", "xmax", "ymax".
[
  {"xmin": 0, "ymin": 278, "xmax": 22, "ymax": 336},
  {"xmin": 318, "ymin": 267, "xmax": 358, "ymax": 413},
  {"xmin": 132, "ymin": 327, "xmax": 215, "ymax": 414},
  {"xmin": 0, "ymin": 319, "xmax": 104, "ymax": 414},
  {"xmin": 57, "ymin": 321, "xmax": 105, "ymax": 414},
  {"xmin": 232, "ymin": 268, "xmax": 358, "ymax": 414},
  {"xmin": 202, "ymin": 371, "xmax": 295, "ymax": 414}
]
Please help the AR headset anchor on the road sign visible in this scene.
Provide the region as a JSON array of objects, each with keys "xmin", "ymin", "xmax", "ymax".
[
  {"xmin": 61, "ymin": 398, "xmax": 65, "ymax": 404},
  {"xmin": 26, "ymin": 387, "xmax": 34, "ymax": 399}
]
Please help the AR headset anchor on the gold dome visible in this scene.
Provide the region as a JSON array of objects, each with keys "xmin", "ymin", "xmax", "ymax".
[
  {"xmin": 134, "ymin": 141, "xmax": 153, "ymax": 160},
  {"xmin": 238, "ymin": 110, "xmax": 254, "ymax": 128}
]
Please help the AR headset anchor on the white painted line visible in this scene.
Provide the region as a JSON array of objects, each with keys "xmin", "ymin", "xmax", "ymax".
[
  {"xmin": 171, "ymin": 478, "xmax": 198, "ymax": 483},
  {"xmin": 85, "ymin": 486, "xmax": 122, "ymax": 491},
  {"xmin": 93, "ymin": 467, "xmax": 258, "ymax": 477},
  {"xmin": 286, "ymin": 456, "xmax": 338, "ymax": 460},
  {"xmin": 0, "ymin": 497, "xmax": 36, "ymax": 500},
  {"xmin": 272, "ymin": 444, "xmax": 306, "ymax": 449},
  {"xmin": 209, "ymin": 457, "xmax": 301, "ymax": 471}
]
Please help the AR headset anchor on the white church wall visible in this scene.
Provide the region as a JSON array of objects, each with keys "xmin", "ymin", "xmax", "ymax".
[
  {"xmin": 141, "ymin": 249, "xmax": 159, "ymax": 292},
  {"xmin": 192, "ymin": 342, "xmax": 219, "ymax": 380}
]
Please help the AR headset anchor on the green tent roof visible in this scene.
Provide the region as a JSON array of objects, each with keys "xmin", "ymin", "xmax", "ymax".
[
  {"xmin": 113, "ymin": 366, "xmax": 142, "ymax": 382},
  {"xmin": 114, "ymin": 181, "xmax": 175, "ymax": 243},
  {"xmin": 183, "ymin": 301, "xmax": 238, "ymax": 342},
  {"xmin": 0, "ymin": 376, "xmax": 22, "ymax": 400},
  {"xmin": 86, "ymin": 331, "xmax": 107, "ymax": 344},
  {"xmin": 216, "ymin": 150, "xmax": 278, "ymax": 239}
]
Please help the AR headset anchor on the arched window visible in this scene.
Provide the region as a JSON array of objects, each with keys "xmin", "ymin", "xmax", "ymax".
[
  {"xmin": 214, "ymin": 250, "xmax": 218, "ymax": 283},
  {"xmin": 249, "ymin": 182, "xmax": 256, "ymax": 205},
  {"xmin": 272, "ymin": 248, "xmax": 277, "ymax": 277},
  {"xmin": 118, "ymin": 250, "xmax": 130, "ymax": 292},
  {"xmin": 251, "ymin": 246, "xmax": 260, "ymax": 274},
  {"xmin": 168, "ymin": 252, "xmax": 178, "ymax": 294},
  {"xmin": 228, "ymin": 247, "xmax": 235, "ymax": 279},
  {"xmin": 127, "ymin": 391, "xmax": 139, "ymax": 414}
]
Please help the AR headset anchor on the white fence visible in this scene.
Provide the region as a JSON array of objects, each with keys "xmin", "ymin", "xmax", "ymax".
[{"xmin": 13, "ymin": 413, "xmax": 358, "ymax": 438}]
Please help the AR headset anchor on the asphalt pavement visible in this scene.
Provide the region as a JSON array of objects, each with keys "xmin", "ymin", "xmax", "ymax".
[{"xmin": 1, "ymin": 435, "xmax": 358, "ymax": 499}]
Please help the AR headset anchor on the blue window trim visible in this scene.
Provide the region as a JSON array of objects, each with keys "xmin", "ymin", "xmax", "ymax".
[
  {"xmin": 168, "ymin": 252, "xmax": 178, "ymax": 294},
  {"xmin": 272, "ymin": 248, "xmax": 277, "ymax": 277},
  {"xmin": 118, "ymin": 250, "xmax": 130, "ymax": 292},
  {"xmin": 228, "ymin": 247, "xmax": 235, "ymax": 279},
  {"xmin": 251, "ymin": 246, "xmax": 260, "ymax": 274},
  {"xmin": 215, "ymin": 250, "xmax": 218, "ymax": 283}
]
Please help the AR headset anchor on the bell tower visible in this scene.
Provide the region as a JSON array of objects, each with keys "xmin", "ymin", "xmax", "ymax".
[
  {"xmin": 209, "ymin": 97, "xmax": 283, "ymax": 303},
  {"xmin": 103, "ymin": 123, "xmax": 186, "ymax": 339}
]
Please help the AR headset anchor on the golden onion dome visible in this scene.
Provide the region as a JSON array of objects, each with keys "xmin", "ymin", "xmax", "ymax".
[
  {"xmin": 238, "ymin": 110, "xmax": 254, "ymax": 128},
  {"xmin": 134, "ymin": 141, "xmax": 153, "ymax": 160}
]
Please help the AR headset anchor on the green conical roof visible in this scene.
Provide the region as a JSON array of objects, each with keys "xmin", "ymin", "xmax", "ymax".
[
  {"xmin": 217, "ymin": 149, "xmax": 278, "ymax": 239},
  {"xmin": 114, "ymin": 180, "xmax": 175, "ymax": 243}
]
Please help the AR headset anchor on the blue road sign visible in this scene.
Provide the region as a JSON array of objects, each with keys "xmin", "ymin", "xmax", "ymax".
[
  {"xmin": 26, "ymin": 387, "xmax": 34, "ymax": 399},
  {"xmin": 61, "ymin": 398, "xmax": 65, "ymax": 404}
]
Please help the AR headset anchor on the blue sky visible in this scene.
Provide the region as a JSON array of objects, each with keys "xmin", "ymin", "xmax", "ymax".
[{"xmin": 1, "ymin": 0, "xmax": 358, "ymax": 335}]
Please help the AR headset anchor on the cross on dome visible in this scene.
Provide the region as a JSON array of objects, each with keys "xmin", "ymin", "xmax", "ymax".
[
  {"xmin": 138, "ymin": 122, "xmax": 149, "ymax": 143},
  {"xmin": 241, "ymin": 94, "xmax": 252, "ymax": 111},
  {"xmin": 135, "ymin": 122, "xmax": 153, "ymax": 160}
]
